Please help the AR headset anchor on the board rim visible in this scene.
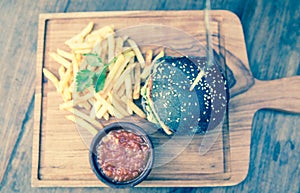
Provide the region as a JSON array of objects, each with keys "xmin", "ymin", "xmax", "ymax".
[{"xmin": 32, "ymin": 10, "xmax": 251, "ymax": 187}]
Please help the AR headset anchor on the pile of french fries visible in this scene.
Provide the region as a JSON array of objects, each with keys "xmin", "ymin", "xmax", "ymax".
[{"xmin": 43, "ymin": 22, "xmax": 164, "ymax": 135}]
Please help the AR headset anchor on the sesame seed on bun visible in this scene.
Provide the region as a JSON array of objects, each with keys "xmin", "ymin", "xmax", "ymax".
[{"xmin": 141, "ymin": 56, "xmax": 229, "ymax": 135}]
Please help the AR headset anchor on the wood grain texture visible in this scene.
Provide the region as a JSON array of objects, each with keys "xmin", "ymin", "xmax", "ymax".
[
  {"xmin": 0, "ymin": 0, "xmax": 69, "ymax": 185},
  {"xmin": 32, "ymin": 10, "xmax": 300, "ymax": 188},
  {"xmin": 0, "ymin": 0, "xmax": 299, "ymax": 192},
  {"xmin": 32, "ymin": 11, "xmax": 234, "ymax": 187}
]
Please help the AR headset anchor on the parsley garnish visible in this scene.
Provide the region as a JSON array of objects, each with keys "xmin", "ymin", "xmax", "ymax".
[
  {"xmin": 75, "ymin": 53, "xmax": 114, "ymax": 92},
  {"xmin": 94, "ymin": 65, "xmax": 108, "ymax": 92},
  {"xmin": 83, "ymin": 53, "xmax": 103, "ymax": 67},
  {"xmin": 75, "ymin": 69, "xmax": 95, "ymax": 92}
]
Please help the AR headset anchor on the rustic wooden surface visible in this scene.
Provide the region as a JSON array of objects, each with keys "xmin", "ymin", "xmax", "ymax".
[
  {"xmin": 0, "ymin": 0, "xmax": 299, "ymax": 193},
  {"xmin": 33, "ymin": 10, "xmax": 243, "ymax": 187}
]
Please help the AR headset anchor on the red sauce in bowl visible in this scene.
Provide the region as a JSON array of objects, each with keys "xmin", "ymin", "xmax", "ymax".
[{"xmin": 96, "ymin": 129, "xmax": 150, "ymax": 182}]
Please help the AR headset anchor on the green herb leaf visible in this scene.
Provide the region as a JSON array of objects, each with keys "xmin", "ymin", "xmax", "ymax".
[
  {"xmin": 75, "ymin": 69, "xmax": 95, "ymax": 92},
  {"xmin": 76, "ymin": 54, "xmax": 115, "ymax": 93},
  {"xmin": 83, "ymin": 53, "xmax": 103, "ymax": 67},
  {"xmin": 94, "ymin": 66, "xmax": 108, "ymax": 92}
]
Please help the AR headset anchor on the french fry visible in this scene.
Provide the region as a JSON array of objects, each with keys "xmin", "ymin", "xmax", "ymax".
[
  {"xmin": 145, "ymin": 49, "xmax": 153, "ymax": 66},
  {"xmin": 72, "ymin": 91, "xmax": 79, "ymax": 100},
  {"xmin": 49, "ymin": 52, "xmax": 71, "ymax": 69},
  {"xmin": 92, "ymin": 40, "xmax": 102, "ymax": 56},
  {"xmin": 107, "ymin": 92, "xmax": 114, "ymax": 105},
  {"xmin": 130, "ymin": 62, "xmax": 135, "ymax": 83},
  {"xmin": 88, "ymin": 98, "xmax": 96, "ymax": 106},
  {"xmin": 50, "ymin": 23, "xmax": 152, "ymax": 134},
  {"xmin": 75, "ymin": 53, "xmax": 83, "ymax": 61},
  {"xmin": 67, "ymin": 42, "xmax": 94, "ymax": 51},
  {"xmin": 140, "ymin": 66, "xmax": 152, "ymax": 80},
  {"xmin": 65, "ymin": 115, "xmax": 98, "ymax": 136},
  {"xmin": 122, "ymin": 35, "xmax": 129, "ymax": 41},
  {"xmin": 103, "ymin": 112, "xmax": 110, "ymax": 121},
  {"xmin": 107, "ymin": 34, "xmax": 115, "ymax": 62},
  {"xmin": 68, "ymin": 82, "xmax": 75, "ymax": 92},
  {"xmin": 120, "ymin": 95, "xmax": 128, "ymax": 104},
  {"xmin": 96, "ymin": 105, "xmax": 108, "ymax": 119},
  {"xmin": 111, "ymin": 94, "xmax": 129, "ymax": 117},
  {"xmin": 90, "ymin": 109, "xmax": 96, "ymax": 119},
  {"xmin": 101, "ymin": 39, "xmax": 108, "ymax": 63},
  {"xmin": 59, "ymin": 92, "xmax": 94, "ymax": 109},
  {"xmin": 67, "ymin": 108, "xmax": 103, "ymax": 129},
  {"xmin": 130, "ymin": 56, "xmax": 135, "ymax": 64},
  {"xmin": 74, "ymin": 48, "xmax": 93, "ymax": 54},
  {"xmin": 89, "ymin": 102, "xmax": 98, "ymax": 119},
  {"xmin": 103, "ymin": 52, "xmax": 133, "ymax": 94},
  {"xmin": 63, "ymin": 89, "xmax": 72, "ymax": 101},
  {"xmin": 133, "ymin": 63, "xmax": 141, "ymax": 99},
  {"xmin": 72, "ymin": 54, "xmax": 79, "ymax": 75},
  {"xmin": 127, "ymin": 39, "xmax": 145, "ymax": 68},
  {"xmin": 152, "ymin": 49, "xmax": 164, "ymax": 63},
  {"xmin": 57, "ymin": 48, "xmax": 73, "ymax": 61},
  {"xmin": 77, "ymin": 21, "xmax": 94, "ymax": 40},
  {"xmin": 58, "ymin": 65, "xmax": 73, "ymax": 93},
  {"xmin": 113, "ymin": 63, "xmax": 136, "ymax": 91},
  {"xmin": 85, "ymin": 25, "xmax": 114, "ymax": 43},
  {"xmin": 122, "ymin": 47, "xmax": 132, "ymax": 53},
  {"xmin": 125, "ymin": 74, "xmax": 133, "ymax": 115},
  {"xmin": 117, "ymin": 84, "xmax": 126, "ymax": 97},
  {"xmin": 127, "ymin": 100, "xmax": 146, "ymax": 119},
  {"xmin": 88, "ymin": 87, "xmax": 104, "ymax": 113},
  {"xmin": 102, "ymin": 54, "xmax": 125, "ymax": 92},
  {"xmin": 130, "ymin": 57, "xmax": 135, "ymax": 85},
  {"xmin": 79, "ymin": 101, "xmax": 91, "ymax": 111},
  {"xmin": 141, "ymin": 49, "xmax": 164, "ymax": 79},
  {"xmin": 127, "ymin": 57, "xmax": 136, "ymax": 87},
  {"xmin": 94, "ymin": 93, "xmax": 123, "ymax": 118},
  {"xmin": 43, "ymin": 68, "xmax": 59, "ymax": 90},
  {"xmin": 114, "ymin": 37, "xmax": 124, "ymax": 56},
  {"xmin": 190, "ymin": 70, "xmax": 206, "ymax": 91},
  {"xmin": 113, "ymin": 52, "xmax": 135, "ymax": 77},
  {"xmin": 87, "ymin": 36, "xmax": 104, "ymax": 45},
  {"xmin": 58, "ymin": 65, "xmax": 66, "ymax": 79},
  {"xmin": 65, "ymin": 21, "xmax": 94, "ymax": 46},
  {"xmin": 75, "ymin": 54, "xmax": 84, "ymax": 70},
  {"xmin": 94, "ymin": 93, "xmax": 113, "ymax": 119}
]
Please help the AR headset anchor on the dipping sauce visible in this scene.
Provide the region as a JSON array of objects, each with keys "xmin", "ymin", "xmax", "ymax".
[{"xmin": 96, "ymin": 129, "xmax": 150, "ymax": 182}]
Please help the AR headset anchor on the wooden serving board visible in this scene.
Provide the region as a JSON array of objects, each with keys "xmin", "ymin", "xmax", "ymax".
[{"xmin": 32, "ymin": 10, "xmax": 300, "ymax": 187}]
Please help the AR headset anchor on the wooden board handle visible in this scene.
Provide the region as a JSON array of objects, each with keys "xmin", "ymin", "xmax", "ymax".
[{"xmin": 231, "ymin": 76, "xmax": 300, "ymax": 113}]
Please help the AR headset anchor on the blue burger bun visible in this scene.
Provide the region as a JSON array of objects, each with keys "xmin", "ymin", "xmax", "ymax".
[{"xmin": 141, "ymin": 56, "xmax": 229, "ymax": 135}]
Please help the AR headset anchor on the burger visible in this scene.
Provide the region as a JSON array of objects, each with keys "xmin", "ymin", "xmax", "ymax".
[{"xmin": 141, "ymin": 56, "xmax": 229, "ymax": 135}]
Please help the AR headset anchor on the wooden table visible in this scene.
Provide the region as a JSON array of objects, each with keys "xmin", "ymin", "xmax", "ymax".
[{"xmin": 0, "ymin": 0, "xmax": 299, "ymax": 192}]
